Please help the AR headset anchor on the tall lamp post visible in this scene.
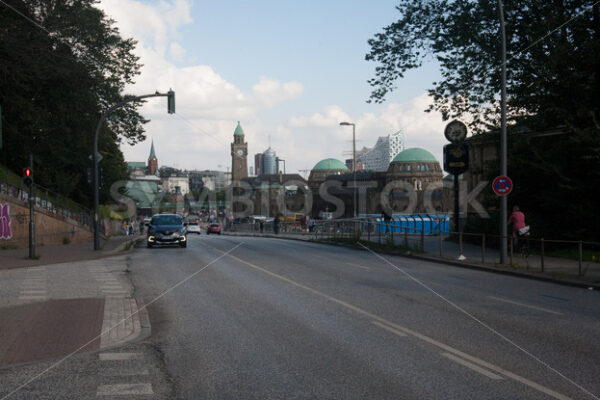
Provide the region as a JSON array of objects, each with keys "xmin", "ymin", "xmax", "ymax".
[
  {"xmin": 498, "ymin": 0, "xmax": 508, "ymax": 264},
  {"xmin": 93, "ymin": 90, "xmax": 175, "ymax": 250},
  {"xmin": 339, "ymin": 122, "xmax": 356, "ymax": 218}
]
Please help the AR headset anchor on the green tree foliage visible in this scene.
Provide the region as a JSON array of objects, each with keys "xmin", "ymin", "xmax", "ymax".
[
  {"xmin": 366, "ymin": 0, "xmax": 600, "ymax": 132},
  {"xmin": 0, "ymin": 0, "xmax": 147, "ymax": 205},
  {"xmin": 368, "ymin": 1, "xmax": 600, "ymax": 240}
]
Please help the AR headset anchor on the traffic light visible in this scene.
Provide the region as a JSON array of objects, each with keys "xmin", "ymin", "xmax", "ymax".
[
  {"xmin": 167, "ymin": 90, "xmax": 175, "ymax": 114},
  {"xmin": 22, "ymin": 168, "xmax": 33, "ymax": 187}
]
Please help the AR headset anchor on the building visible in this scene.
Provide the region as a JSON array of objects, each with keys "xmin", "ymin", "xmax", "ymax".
[
  {"xmin": 127, "ymin": 140, "xmax": 162, "ymax": 185},
  {"xmin": 356, "ymin": 130, "xmax": 405, "ymax": 172},
  {"xmin": 231, "ymin": 121, "xmax": 248, "ymax": 181},
  {"xmin": 307, "ymin": 148, "xmax": 444, "ymax": 217},
  {"xmin": 254, "ymin": 153, "xmax": 264, "ymax": 176},
  {"xmin": 163, "ymin": 176, "xmax": 190, "ymax": 195},
  {"xmin": 262, "ymin": 147, "xmax": 277, "ymax": 175}
]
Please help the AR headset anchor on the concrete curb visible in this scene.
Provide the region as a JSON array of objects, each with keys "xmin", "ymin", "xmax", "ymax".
[
  {"xmin": 223, "ymin": 232, "xmax": 600, "ymax": 291},
  {"xmin": 106, "ymin": 236, "xmax": 145, "ymax": 255},
  {"xmin": 98, "ymin": 298, "xmax": 151, "ymax": 352}
]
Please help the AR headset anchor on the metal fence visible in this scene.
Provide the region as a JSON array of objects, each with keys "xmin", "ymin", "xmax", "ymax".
[
  {"xmin": 0, "ymin": 169, "xmax": 94, "ymax": 229},
  {"xmin": 226, "ymin": 217, "xmax": 600, "ymax": 280}
]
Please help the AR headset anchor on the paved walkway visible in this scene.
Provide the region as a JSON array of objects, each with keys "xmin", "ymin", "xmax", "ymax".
[
  {"xmin": 0, "ymin": 254, "xmax": 149, "ymax": 367},
  {"xmin": 224, "ymin": 230, "xmax": 600, "ymax": 288},
  {"xmin": 0, "ymin": 233, "xmax": 143, "ymax": 270}
]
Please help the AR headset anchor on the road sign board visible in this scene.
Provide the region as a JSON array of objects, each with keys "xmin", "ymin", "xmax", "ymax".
[{"xmin": 492, "ymin": 175, "xmax": 512, "ymax": 196}]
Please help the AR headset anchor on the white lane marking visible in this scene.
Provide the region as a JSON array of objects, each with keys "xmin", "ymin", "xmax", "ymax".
[
  {"xmin": 488, "ymin": 296, "xmax": 563, "ymax": 316},
  {"xmin": 99, "ymin": 353, "xmax": 143, "ymax": 361},
  {"xmin": 96, "ymin": 383, "xmax": 153, "ymax": 396},
  {"xmin": 441, "ymin": 352, "xmax": 504, "ymax": 380},
  {"xmin": 345, "ymin": 262, "xmax": 371, "ymax": 271},
  {"xmin": 220, "ymin": 250, "xmax": 573, "ymax": 400},
  {"xmin": 372, "ymin": 320, "xmax": 407, "ymax": 336},
  {"xmin": 101, "ymin": 367, "xmax": 149, "ymax": 376}
]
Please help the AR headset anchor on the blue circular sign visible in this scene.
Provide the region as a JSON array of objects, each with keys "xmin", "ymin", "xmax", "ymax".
[{"xmin": 492, "ymin": 175, "xmax": 512, "ymax": 196}]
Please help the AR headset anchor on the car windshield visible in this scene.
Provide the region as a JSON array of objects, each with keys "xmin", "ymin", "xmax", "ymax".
[{"xmin": 152, "ymin": 215, "xmax": 182, "ymax": 225}]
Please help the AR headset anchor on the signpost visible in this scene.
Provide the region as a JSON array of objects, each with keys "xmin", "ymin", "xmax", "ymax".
[{"xmin": 442, "ymin": 120, "xmax": 469, "ymax": 234}]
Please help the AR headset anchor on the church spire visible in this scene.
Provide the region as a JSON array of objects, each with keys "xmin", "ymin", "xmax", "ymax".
[{"xmin": 149, "ymin": 139, "xmax": 156, "ymax": 160}]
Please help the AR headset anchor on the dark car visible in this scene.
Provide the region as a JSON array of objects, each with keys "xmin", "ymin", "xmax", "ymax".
[
  {"xmin": 147, "ymin": 214, "xmax": 187, "ymax": 248},
  {"xmin": 206, "ymin": 223, "xmax": 221, "ymax": 235}
]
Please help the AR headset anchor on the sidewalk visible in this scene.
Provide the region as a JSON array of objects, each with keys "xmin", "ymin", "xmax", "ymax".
[
  {"xmin": 0, "ymin": 234, "xmax": 144, "ymax": 270},
  {"xmin": 0, "ymin": 240, "xmax": 149, "ymax": 368},
  {"xmin": 224, "ymin": 230, "xmax": 600, "ymax": 289}
]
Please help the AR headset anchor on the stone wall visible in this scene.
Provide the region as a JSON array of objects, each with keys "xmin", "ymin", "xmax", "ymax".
[{"xmin": 0, "ymin": 193, "xmax": 92, "ymax": 248}]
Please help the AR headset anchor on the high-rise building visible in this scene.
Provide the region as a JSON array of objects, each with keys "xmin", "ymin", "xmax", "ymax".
[
  {"xmin": 356, "ymin": 130, "xmax": 405, "ymax": 171},
  {"xmin": 262, "ymin": 147, "xmax": 277, "ymax": 175},
  {"xmin": 254, "ymin": 153, "xmax": 264, "ymax": 176}
]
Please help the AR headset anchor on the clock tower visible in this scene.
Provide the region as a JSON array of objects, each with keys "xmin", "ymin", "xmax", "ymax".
[{"xmin": 231, "ymin": 121, "xmax": 248, "ymax": 181}]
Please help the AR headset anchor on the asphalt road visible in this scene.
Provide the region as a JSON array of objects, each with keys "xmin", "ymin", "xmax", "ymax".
[{"xmin": 129, "ymin": 234, "xmax": 600, "ymax": 400}]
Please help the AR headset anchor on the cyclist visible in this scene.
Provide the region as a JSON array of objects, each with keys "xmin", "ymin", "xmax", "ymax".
[{"xmin": 508, "ymin": 206, "xmax": 529, "ymax": 254}]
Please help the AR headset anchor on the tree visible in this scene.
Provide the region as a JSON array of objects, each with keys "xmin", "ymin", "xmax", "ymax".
[
  {"xmin": 0, "ymin": 0, "xmax": 146, "ymax": 205},
  {"xmin": 366, "ymin": 0, "xmax": 600, "ymax": 133},
  {"xmin": 367, "ymin": 1, "xmax": 600, "ymax": 240}
]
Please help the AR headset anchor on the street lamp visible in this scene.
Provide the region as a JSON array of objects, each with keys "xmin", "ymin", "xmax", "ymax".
[
  {"xmin": 92, "ymin": 90, "xmax": 175, "ymax": 250},
  {"xmin": 339, "ymin": 121, "xmax": 357, "ymax": 218}
]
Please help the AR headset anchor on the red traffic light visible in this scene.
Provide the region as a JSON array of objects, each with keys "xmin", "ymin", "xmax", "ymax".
[{"xmin": 24, "ymin": 168, "xmax": 32, "ymax": 177}]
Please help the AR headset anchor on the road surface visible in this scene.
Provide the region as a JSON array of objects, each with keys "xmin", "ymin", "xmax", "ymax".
[{"xmin": 126, "ymin": 234, "xmax": 600, "ymax": 400}]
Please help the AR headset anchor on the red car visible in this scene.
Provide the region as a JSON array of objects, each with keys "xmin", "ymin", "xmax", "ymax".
[{"xmin": 206, "ymin": 223, "xmax": 221, "ymax": 235}]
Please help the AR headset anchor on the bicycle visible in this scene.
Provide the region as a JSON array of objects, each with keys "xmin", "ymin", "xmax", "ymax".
[{"xmin": 516, "ymin": 226, "xmax": 531, "ymax": 267}]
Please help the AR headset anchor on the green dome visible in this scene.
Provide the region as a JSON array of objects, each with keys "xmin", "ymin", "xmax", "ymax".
[
  {"xmin": 234, "ymin": 121, "xmax": 245, "ymax": 136},
  {"xmin": 392, "ymin": 147, "xmax": 438, "ymax": 163},
  {"xmin": 312, "ymin": 158, "xmax": 349, "ymax": 171}
]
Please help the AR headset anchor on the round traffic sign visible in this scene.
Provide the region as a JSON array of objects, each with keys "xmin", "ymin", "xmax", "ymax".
[{"xmin": 492, "ymin": 175, "xmax": 512, "ymax": 196}]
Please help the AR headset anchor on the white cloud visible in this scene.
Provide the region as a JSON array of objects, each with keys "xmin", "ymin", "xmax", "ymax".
[
  {"xmin": 252, "ymin": 77, "xmax": 303, "ymax": 107},
  {"xmin": 169, "ymin": 42, "xmax": 186, "ymax": 61},
  {"xmin": 99, "ymin": 0, "xmax": 447, "ymax": 176},
  {"xmin": 280, "ymin": 94, "xmax": 446, "ymax": 174}
]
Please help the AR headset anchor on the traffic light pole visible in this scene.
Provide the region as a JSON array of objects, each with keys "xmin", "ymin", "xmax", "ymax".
[
  {"xmin": 93, "ymin": 91, "xmax": 175, "ymax": 250},
  {"xmin": 28, "ymin": 154, "xmax": 35, "ymax": 259}
]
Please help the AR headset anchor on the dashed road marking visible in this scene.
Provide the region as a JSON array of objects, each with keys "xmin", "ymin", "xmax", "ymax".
[
  {"xmin": 96, "ymin": 383, "xmax": 153, "ymax": 396},
  {"xmin": 372, "ymin": 320, "xmax": 407, "ymax": 336},
  {"xmin": 441, "ymin": 352, "xmax": 504, "ymax": 380},
  {"xmin": 488, "ymin": 296, "xmax": 563, "ymax": 315},
  {"xmin": 99, "ymin": 352, "xmax": 143, "ymax": 361},
  {"xmin": 344, "ymin": 262, "xmax": 371, "ymax": 270}
]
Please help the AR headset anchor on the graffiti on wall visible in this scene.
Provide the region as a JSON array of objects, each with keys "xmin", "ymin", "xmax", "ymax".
[{"xmin": 0, "ymin": 203, "xmax": 12, "ymax": 239}]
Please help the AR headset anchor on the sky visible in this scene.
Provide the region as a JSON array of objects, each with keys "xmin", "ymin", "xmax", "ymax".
[{"xmin": 98, "ymin": 0, "xmax": 447, "ymax": 177}]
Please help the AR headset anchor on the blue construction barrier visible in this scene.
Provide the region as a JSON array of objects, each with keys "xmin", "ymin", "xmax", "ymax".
[{"xmin": 359, "ymin": 214, "xmax": 450, "ymax": 235}]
